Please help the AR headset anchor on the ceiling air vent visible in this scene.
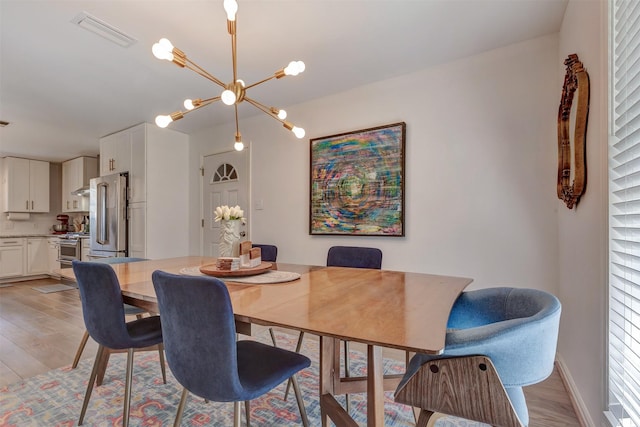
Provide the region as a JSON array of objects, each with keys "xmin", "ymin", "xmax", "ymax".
[{"xmin": 71, "ymin": 12, "xmax": 137, "ymax": 48}]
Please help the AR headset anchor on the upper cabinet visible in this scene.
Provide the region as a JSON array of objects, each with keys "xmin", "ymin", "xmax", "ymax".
[
  {"xmin": 100, "ymin": 131, "xmax": 132, "ymax": 177},
  {"xmin": 62, "ymin": 156, "xmax": 98, "ymax": 213},
  {"xmin": 1, "ymin": 157, "xmax": 50, "ymax": 213}
]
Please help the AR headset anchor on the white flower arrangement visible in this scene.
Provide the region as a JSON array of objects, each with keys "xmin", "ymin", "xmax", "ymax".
[{"xmin": 214, "ymin": 205, "xmax": 245, "ymax": 222}]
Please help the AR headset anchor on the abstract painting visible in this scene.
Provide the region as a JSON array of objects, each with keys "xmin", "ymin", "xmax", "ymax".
[{"xmin": 310, "ymin": 122, "xmax": 406, "ymax": 236}]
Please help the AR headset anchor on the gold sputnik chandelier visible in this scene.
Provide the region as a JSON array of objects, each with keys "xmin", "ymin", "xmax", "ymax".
[{"xmin": 152, "ymin": 0, "xmax": 305, "ymax": 151}]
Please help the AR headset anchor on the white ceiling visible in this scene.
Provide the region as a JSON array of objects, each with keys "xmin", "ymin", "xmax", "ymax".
[{"xmin": 0, "ymin": 0, "xmax": 568, "ymax": 163}]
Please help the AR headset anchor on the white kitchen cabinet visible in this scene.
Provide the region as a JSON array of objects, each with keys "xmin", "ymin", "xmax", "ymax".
[
  {"xmin": 101, "ymin": 123, "xmax": 188, "ymax": 258},
  {"xmin": 62, "ymin": 156, "xmax": 98, "ymax": 212},
  {"xmin": 128, "ymin": 202, "xmax": 146, "ymax": 258},
  {"xmin": 0, "ymin": 238, "xmax": 25, "ymax": 278},
  {"xmin": 1, "ymin": 157, "xmax": 50, "ymax": 213},
  {"xmin": 48, "ymin": 237, "xmax": 60, "ymax": 275},
  {"xmin": 26, "ymin": 238, "xmax": 49, "ymax": 275},
  {"xmin": 81, "ymin": 238, "xmax": 90, "ymax": 261},
  {"xmin": 100, "ymin": 131, "xmax": 132, "ymax": 176}
]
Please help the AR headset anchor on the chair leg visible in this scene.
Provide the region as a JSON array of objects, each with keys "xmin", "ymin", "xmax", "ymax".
[
  {"xmin": 284, "ymin": 331, "xmax": 305, "ymax": 401},
  {"xmin": 344, "ymin": 340, "xmax": 351, "ymax": 414},
  {"xmin": 157, "ymin": 343, "xmax": 167, "ymax": 384},
  {"xmin": 78, "ymin": 344, "xmax": 105, "ymax": 425},
  {"xmin": 269, "ymin": 327, "xmax": 278, "ymax": 346},
  {"xmin": 122, "ymin": 348, "xmax": 135, "ymax": 427},
  {"xmin": 244, "ymin": 400, "xmax": 251, "ymax": 427},
  {"xmin": 233, "ymin": 401, "xmax": 241, "ymax": 427},
  {"xmin": 72, "ymin": 330, "xmax": 90, "ymax": 369},
  {"xmin": 290, "ymin": 375, "xmax": 310, "ymax": 427},
  {"xmin": 173, "ymin": 387, "xmax": 189, "ymax": 427}
]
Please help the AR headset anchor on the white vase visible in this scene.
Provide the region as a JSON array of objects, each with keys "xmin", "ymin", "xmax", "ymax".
[{"xmin": 219, "ymin": 219, "xmax": 242, "ymax": 257}]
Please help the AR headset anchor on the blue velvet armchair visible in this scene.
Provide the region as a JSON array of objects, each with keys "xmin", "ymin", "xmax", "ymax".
[{"xmin": 395, "ymin": 287, "xmax": 561, "ymax": 427}]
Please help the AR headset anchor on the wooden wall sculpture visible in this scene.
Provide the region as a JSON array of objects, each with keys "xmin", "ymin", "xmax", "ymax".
[{"xmin": 557, "ymin": 54, "xmax": 590, "ymax": 209}]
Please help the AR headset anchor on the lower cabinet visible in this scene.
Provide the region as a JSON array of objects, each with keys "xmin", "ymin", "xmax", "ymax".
[
  {"xmin": 48, "ymin": 237, "xmax": 60, "ymax": 275},
  {"xmin": 27, "ymin": 238, "xmax": 49, "ymax": 275},
  {"xmin": 81, "ymin": 238, "xmax": 90, "ymax": 261},
  {"xmin": 0, "ymin": 237, "xmax": 58, "ymax": 279},
  {"xmin": 0, "ymin": 238, "xmax": 25, "ymax": 278}
]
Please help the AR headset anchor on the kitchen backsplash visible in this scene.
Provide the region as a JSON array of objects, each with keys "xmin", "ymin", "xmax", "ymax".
[{"xmin": 0, "ymin": 212, "xmax": 87, "ymax": 235}]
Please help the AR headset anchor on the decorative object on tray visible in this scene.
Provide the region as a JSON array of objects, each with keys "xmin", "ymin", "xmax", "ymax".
[
  {"xmin": 199, "ymin": 261, "xmax": 273, "ymax": 277},
  {"xmin": 239, "ymin": 241, "xmax": 262, "ymax": 268},
  {"xmin": 216, "ymin": 257, "xmax": 240, "ymax": 271},
  {"xmin": 215, "ymin": 205, "xmax": 245, "ymax": 257},
  {"xmin": 310, "ymin": 122, "xmax": 406, "ymax": 236}
]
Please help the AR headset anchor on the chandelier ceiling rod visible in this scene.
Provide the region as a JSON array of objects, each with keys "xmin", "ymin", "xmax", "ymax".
[{"xmin": 152, "ymin": 0, "xmax": 306, "ymax": 151}]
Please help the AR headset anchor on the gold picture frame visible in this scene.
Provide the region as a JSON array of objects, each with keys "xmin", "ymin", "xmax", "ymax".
[{"xmin": 557, "ymin": 53, "xmax": 590, "ymax": 209}]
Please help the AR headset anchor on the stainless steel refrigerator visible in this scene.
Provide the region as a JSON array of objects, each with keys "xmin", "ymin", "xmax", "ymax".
[{"xmin": 89, "ymin": 172, "xmax": 128, "ymax": 259}]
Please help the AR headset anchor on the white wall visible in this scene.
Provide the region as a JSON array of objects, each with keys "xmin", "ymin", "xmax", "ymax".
[
  {"xmin": 557, "ymin": 1, "xmax": 607, "ymax": 426},
  {"xmin": 188, "ymin": 25, "xmax": 615, "ymax": 423},
  {"xmin": 189, "ymin": 34, "xmax": 560, "ymax": 292}
]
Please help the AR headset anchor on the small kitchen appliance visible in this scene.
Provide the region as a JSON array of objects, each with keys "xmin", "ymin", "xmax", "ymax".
[{"xmin": 53, "ymin": 214, "xmax": 70, "ymax": 233}]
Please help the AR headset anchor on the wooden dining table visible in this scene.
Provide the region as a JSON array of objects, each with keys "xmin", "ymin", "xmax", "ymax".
[{"xmin": 59, "ymin": 256, "xmax": 472, "ymax": 427}]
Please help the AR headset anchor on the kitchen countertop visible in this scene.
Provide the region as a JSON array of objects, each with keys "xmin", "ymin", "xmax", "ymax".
[{"xmin": 0, "ymin": 233, "xmax": 67, "ymax": 238}]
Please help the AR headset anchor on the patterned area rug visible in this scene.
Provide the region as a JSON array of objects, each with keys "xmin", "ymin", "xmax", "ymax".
[{"xmin": 0, "ymin": 330, "xmax": 481, "ymax": 426}]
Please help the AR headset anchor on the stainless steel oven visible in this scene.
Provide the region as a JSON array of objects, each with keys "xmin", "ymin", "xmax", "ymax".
[{"xmin": 58, "ymin": 235, "xmax": 81, "ymax": 268}]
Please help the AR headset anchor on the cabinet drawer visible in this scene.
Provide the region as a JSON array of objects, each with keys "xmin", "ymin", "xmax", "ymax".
[{"xmin": 0, "ymin": 238, "xmax": 25, "ymax": 246}]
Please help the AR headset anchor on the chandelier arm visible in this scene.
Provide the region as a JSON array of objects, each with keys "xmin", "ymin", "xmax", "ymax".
[
  {"xmin": 177, "ymin": 97, "xmax": 221, "ymax": 118},
  {"xmin": 192, "ymin": 97, "xmax": 221, "ymax": 109},
  {"xmin": 234, "ymin": 103, "xmax": 241, "ymax": 135},
  {"xmin": 231, "ymin": 24, "xmax": 238, "ymax": 83},
  {"xmin": 244, "ymin": 74, "xmax": 278, "ymax": 90},
  {"xmin": 184, "ymin": 60, "xmax": 226, "ymax": 88},
  {"xmin": 244, "ymin": 97, "xmax": 284, "ymax": 123}
]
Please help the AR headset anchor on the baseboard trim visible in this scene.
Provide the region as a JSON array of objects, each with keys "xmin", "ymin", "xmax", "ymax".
[
  {"xmin": 0, "ymin": 273, "xmax": 53, "ymax": 284},
  {"xmin": 555, "ymin": 355, "xmax": 595, "ymax": 427}
]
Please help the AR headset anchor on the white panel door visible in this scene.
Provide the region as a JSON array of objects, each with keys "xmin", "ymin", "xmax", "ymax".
[{"xmin": 202, "ymin": 149, "xmax": 249, "ymax": 257}]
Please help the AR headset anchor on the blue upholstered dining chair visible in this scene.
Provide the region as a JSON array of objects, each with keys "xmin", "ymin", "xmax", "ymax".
[
  {"xmin": 252, "ymin": 243, "xmax": 278, "ymax": 263},
  {"xmin": 72, "ymin": 260, "xmax": 166, "ymax": 427},
  {"xmin": 326, "ymin": 245, "xmax": 383, "ymax": 269},
  {"xmin": 152, "ymin": 270, "xmax": 311, "ymax": 427},
  {"xmin": 395, "ymin": 287, "xmax": 561, "ymax": 427},
  {"xmin": 71, "ymin": 257, "xmax": 150, "ymax": 369}
]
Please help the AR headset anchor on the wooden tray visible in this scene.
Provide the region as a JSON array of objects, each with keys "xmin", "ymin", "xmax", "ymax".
[{"xmin": 199, "ymin": 261, "xmax": 273, "ymax": 277}]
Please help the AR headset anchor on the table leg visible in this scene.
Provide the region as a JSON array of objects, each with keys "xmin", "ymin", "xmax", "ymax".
[
  {"xmin": 367, "ymin": 345, "xmax": 384, "ymax": 426},
  {"xmin": 319, "ymin": 336, "xmax": 335, "ymax": 427}
]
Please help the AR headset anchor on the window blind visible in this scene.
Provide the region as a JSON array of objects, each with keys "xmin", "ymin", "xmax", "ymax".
[{"xmin": 609, "ymin": 1, "xmax": 640, "ymax": 426}]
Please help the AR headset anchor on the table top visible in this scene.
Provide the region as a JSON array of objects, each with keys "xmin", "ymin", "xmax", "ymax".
[{"xmin": 58, "ymin": 256, "xmax": 472, "ymax": 355}]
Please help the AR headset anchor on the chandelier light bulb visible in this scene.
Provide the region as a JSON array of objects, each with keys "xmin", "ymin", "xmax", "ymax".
[
  {"xmin": 234, "ymin": 140, "xmax": 244, "ymax": 151},
  {"xmin": 224, "ymin": 0, "xmax": 238, "ymax": 21},
  {"xmin": 155, "ymin": 114, "xmax": 173, "ymax": 128},
  {"xmin": 284, "ymin": 61, "xmax": 306, "ymax": 76},
  {"xmin": 221, "ymin": 89, "xmax": 237, "ymax": 105},
  {"xmin": 278, "ymin": 109, "xmax": 287, "ymax": 120},
  {"xmin": 292, "ymin": 126, "xmax": 305, "ymax": 139},
  {"xmin": 184, "ymin": 99, "xmax": 195, "ymax": 110},
  {"xmin": 152, "ymin": 38, "xmax": 174, "ymax": 61}
]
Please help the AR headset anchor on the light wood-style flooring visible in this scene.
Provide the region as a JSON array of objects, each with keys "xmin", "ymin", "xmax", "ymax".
[{"xmin": 0, "ymin": 278, "xmax": 582, "ymax": 426}]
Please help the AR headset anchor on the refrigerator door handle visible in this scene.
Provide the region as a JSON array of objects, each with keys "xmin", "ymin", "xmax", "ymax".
[{"xmin": 97, "ymin": 182, "xmax": 108, "ymax": 245}]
